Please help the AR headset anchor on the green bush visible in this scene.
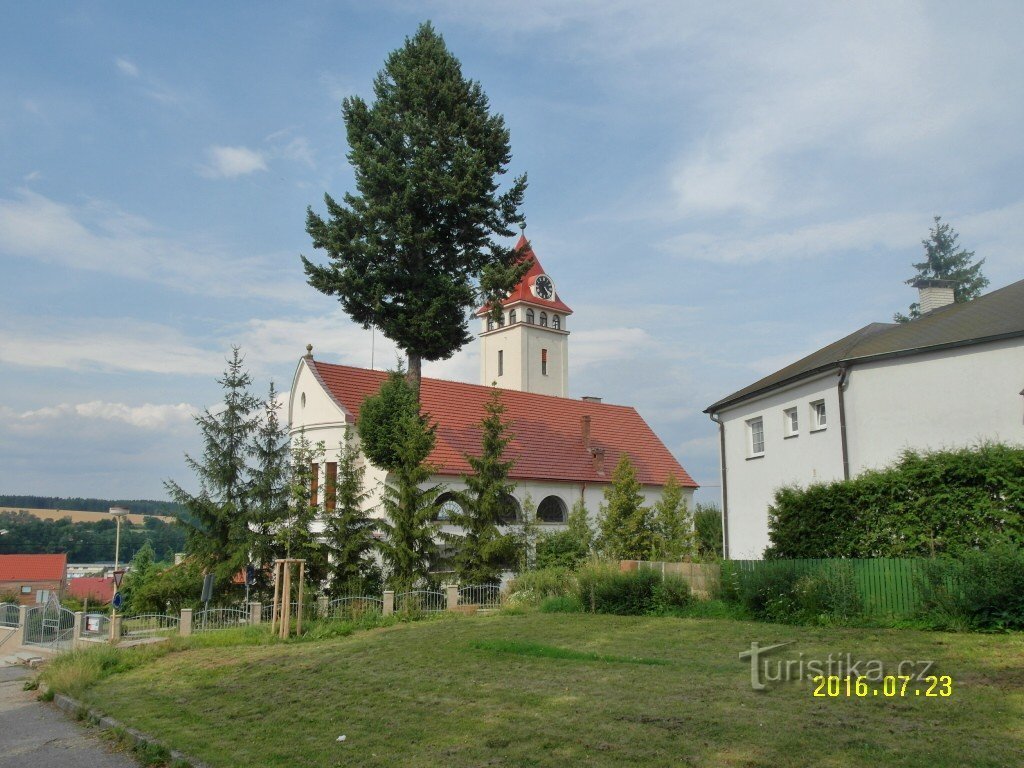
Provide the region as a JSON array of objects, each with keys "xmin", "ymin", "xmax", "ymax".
[
  {"xmin": 693, "ymin": 504, "xmax": 723, "ymax": 560},
  {"xmin": 767, "ymin": 443, "xmax": 1024, "ymax": 559},
  {"xmin": 538, "ymin": 595, "xmax": 584, "ymax": 613},
  {"xmin": 536, "ymin": 530, "xmax": 590, "ymax": 569},
  {"xmin": 506, "ymin": 567, "xmax": 574, "ymax": 604},
  {"xmin": 576, "ymin": 563, "xmax": 661, "ymax": 615},
  {"xmin": 917, "ymin": 545, "xmax": 1024, "ymax": 631},
  {"xmin": 724, "ymin": 561, "xmax": 861, "ymax": 625},
  {"xmin": 651, "ymin": 575, "xmax": 693, "ymax": 614},
  {"xmin": 795, "ymin": 563, "xmax": 862, "ymax": 624}
]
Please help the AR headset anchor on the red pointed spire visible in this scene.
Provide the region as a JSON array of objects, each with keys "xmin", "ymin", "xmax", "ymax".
[{"xmin": 477, "ymin": 237, "xmax": 573, "ymax": 315}]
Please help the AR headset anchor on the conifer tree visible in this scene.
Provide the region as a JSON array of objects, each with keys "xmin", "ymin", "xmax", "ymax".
[
  {"xmin": 357, "ymin": 365, "xmax": 420, "ymax": 471},
  {"xmin": 652, "ymin": 475, "xmax": 694, "ymax": 561},
  {"xmin": 376, "ymin": 412, "xmax": 442, "ymax": 592},
  {"xmin": 895, "ymin": 216, "xmax": 989, "ymax": 322},
  {"xmin": 302, "ymin": 22, "xmax": 530, "ymax": 394},
  {"xmin": 596, "ymin": 454, "xmax": 655, "ymax": 560},
  {"xmin": 446, "ymin": 389, "xmax": 519, "ymax": 584},
  {"xmin": 122, "ymin": 542, "xmax": 159, "ymax": 614},
  {"xmin": 567, "ymin": 498, "xmax": 595, "ymax": 554},
  {"xmin": 166, "ymin": 347, "xmax": 260, "ymax": 587},
  {"xmin": 247, "ymin": 382, "xmax": 291, "ymax": 595},
  {"xmin": 322, "ymin": 428, "xmax": 378, "ymax": 596},
  {"xmin": 277, "ymin": 433, "xmax": 329, "ymax": 587}
]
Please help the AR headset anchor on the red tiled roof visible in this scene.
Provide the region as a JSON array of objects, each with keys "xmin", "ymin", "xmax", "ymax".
[
  {"xmin": 476, "ymin": 235, "xmax": 574, "ymax": 316},
  {"xmin": 67, "ymin": 577, "xmax": 115, "ymax": 603},
  {"xmin": 0, "ymin": 553, "xmax": 67, "ymax": 581},
  {"xmin": 310, "ymin": 361, "xmax": 697, "ymax": 487}
]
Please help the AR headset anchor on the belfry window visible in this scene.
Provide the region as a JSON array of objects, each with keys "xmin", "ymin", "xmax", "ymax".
[
  {"xmin": 526, "ymin": 309, "xmax": 535, "ymax": 324},
  {"xmin": 509, "ymin": 309, "xmax": 517, "ymax": 324},
  {"xmin": 539, "ymin": 312, "xmax": 548, "ymax": 327},
  {"xmin": 552, "ymin": 315, "xmax": 561, "ymax": 330},
  {"xmin": 541, "ymin": 348, "xmax": 548, "ymax": 376}
]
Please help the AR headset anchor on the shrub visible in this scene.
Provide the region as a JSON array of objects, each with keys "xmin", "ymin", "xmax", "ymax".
[
  {"xmin": 536, "ymin": 530, "xmax": 590, "ymax": 569},
  {"xmin": 794, "ymin": 563, "xmax": 862, "ymax": 624},
  {"xmin": 693, "ymin": 504, "xmax": 723, "ymax": 560},
  {"xmin": 729, "ymin": 561, "xmax": 804, "ymax": 623},
  {"xmin": 505, "ymin": 567, "xmax": 574, "ymax": 604},
  {"xmin": 917, "ymin": 545, "xmax": 1024, "ymax": 631},
  {"xmin": 652, "ymin": 575, "xmax": 693, "ymax": 614},
  {"xmin": 539, "ymin": 595, "xmax": 584, "ymax": 613},
  {"xmin": 576, "ymin": 563, "xmax": 661, "ymax": 615},
  {"xmin": 725, "ymin": 561, "xmax": 863, "ymax": 625}
]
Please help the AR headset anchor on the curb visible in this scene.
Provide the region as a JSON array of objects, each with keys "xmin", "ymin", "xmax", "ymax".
[{"xmin": 51, "ymin": 692, "xmax": 211, "ymax": 768}]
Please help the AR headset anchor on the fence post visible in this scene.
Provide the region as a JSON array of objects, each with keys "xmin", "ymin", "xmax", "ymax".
[
  {"xmin": 249, "ymin": 602, "xmax": 262, "ymax": 625},
  {"xmin": 16, "ymin": 605, "xmax": 29, "ymax": 646},
  {"xmin": 445, "ymin": 584, "xmax": 459, "ymax": 611},
  {"xmin": 109, "ymin": 614, "xmax": 122, "ymax": 645},
  {"xmin": 72, "ymin": 611, "xmax": 83, "ymax": 645},
  {"xmin": 317, "ymin": 595, "xmax": 329, "ymax": 619},
  {"xmin": 383, "ymin": 590, "xmax": 394, "ymax": 616},
  {"xmin": 180, "ymin": 608, "xmax": 193, "ymax": 637}
]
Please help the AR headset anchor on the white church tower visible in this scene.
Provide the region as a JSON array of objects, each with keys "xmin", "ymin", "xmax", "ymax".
[{"xmin": 477, "ymin": 235, "xmax": 572, "ymax": 397}]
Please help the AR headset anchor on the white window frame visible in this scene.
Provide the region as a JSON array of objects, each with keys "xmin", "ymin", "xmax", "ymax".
[
  {"xmin": 746, "ymin": 416, "xmax": 765, "ymax": 457},
  {"xmin": 783, "ymin": 407, "xmax": 799, "ymax": 438},
  {"xmin": 810, "ymin": 400, "xmax": 827, "ymax": 431}
]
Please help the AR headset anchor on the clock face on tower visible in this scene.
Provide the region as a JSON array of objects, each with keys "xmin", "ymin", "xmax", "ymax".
[{"xmin": 533, "ymin": 274, "xmax": 555, "ymax": 300}]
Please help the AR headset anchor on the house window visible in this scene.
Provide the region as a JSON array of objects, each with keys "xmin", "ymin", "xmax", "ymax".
[
  {"xmin": 324, "ymin": 462, "xmax": 337, "ymax": 512},
  {"xmin": 538, "ymin": 495, "xmax": 568, "ymax": 523},
  {"xmin": 310, "ymin": 462, "xmax": 319, "ymax": 507},
  {"xmin": 498, "ymin": 313, "xmax": 505, "ymax": 327},
  {"xmin": 487, "ymin": 318, "xmax": 495, "ymax": 331},
  {"xmin": 552, "ymin": 315, "xmax": 560, "ymax": 330},
  {"xmin": 498, "ymin": 350, "xmax": 504, "ymax": 376},
  {"xmin": 811, "ymin": 400, "xmax": 827, "ymax": 431},
  {"xmin": 747, "ymin": 417, "xmax": 765, "ymax": 457},
  {"xmin": 783, "ymin": 407, "xmax": 799, "ymax": 437},
  {"xmin": 541, "ymin": 349, "xmax": 548, "ymax": 376},
  {"xmin": 509, "ymin": 309, "xmax": 517, "ymax": 324},
  {"xmin": 21, "ymin": 585, "xmax": 31, "ymax": 594},
  {"xmin": 539, "ymin": 312, "xmax": 548, "ymax": 327},
  {"xmin": 526, "ymin": 309, "xmax": 535, "ymax": 324}
]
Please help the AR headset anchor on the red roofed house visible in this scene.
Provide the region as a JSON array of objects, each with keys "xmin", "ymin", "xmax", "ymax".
[
  {"xmin": 288, "ymin": 237, "xmax": 696, "ymax": 542},
  {"xmin": 0, "ymin": 553, "xmax": 68, "ymax": 605},
  {"xmin": 66, "ymin": 577, "xmax": 116, "ymax": 605}
]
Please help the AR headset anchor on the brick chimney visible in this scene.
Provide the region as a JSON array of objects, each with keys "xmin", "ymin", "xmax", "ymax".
[
  {"xmin": 581, "ymin": 396, "xmax": 602, "ymax": 403},
  {"xmin": 581, "ymin": 415, "xmax": 591, "ymax": 448},
  {"xmin": 913, "ymin": 279, "xmax": 956, "ymax": 314}
]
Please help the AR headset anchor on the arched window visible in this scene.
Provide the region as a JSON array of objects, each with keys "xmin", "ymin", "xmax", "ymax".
[
  {"xmin": 498, "ymin": 494, "xmax": 521, "ymax": 525},
  {"xmin": 526, "ymin": 309, "xmax": 535, "ymax": 324},
  {"xmin": 509, "ymin": 309, "xmax": 517, "ymax": 324},
  {"xmin": 487, "ymin": 318, "xmax": 495, "ymax": 331},
  {"xmin": 498, "ymin": 313, "xmax": 505, "ymax": 327},
  {"xmin": 552, "ymin": 315, "xmax": 560, "ymax": 330},
  {"xmin": 435, "ymin": 492, "xmax": 464, "ymax": 522},
  {"xmin": 538, "ymin": 496, "xmax": 568, "ymax": 523},
  {"xmin": 539, "ymin": 312, "xmax": 548, "ymax": 327}
]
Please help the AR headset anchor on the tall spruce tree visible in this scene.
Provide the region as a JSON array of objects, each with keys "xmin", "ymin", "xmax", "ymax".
[
  {"xmin": 652, "ymin": 475, "xmax": 694, "ymax": 561},
  {"xmin": 596, "ymin": 454, "xmax": 655, "ymax": 560},
  {"xmin": 322, "ymin": 428, "xmax": 378, "ymax": 596},
  {"xmin": 357, "ymin": 365, "xmax": 420, "ymax": 471},
  {"xmin": 302, "ymin": 22, "xmax": 530, "ymax": 394},
  {"xmin": 446, "ymin": 388, "xmax": 519, "ymax": 584},
  {"xmin": 376, "ymin": 412, "xmax": 442, "ymax": 592},
  {"xmin": 246, "ymin": 382, "xmax": 291, "ymax": 595},
  {"xmin": 166, "ymin": 347, "xmax": 260, "ymax": 587},
  {"xmin": 895, "ymin": 216, "xmax": 989, "ymax": 322}
]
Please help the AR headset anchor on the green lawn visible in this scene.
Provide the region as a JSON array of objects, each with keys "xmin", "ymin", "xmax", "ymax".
[{"xmin": 77, "ymin": 612, "xmax": 1023, "ymax": 767}]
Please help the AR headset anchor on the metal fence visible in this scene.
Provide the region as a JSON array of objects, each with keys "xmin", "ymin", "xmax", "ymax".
[
  {"xmin": 0, "ymin": 602, "xmax": 19, "ymax": 628},
  {"xmin": 23, "ymin": 600, "xmax": 75, "ymax": 650},
  {"xmin": 395, "ymin": 590, "xmax": 446, "ymax": 614},
  {"xmin": 458, "ymin": 584, "xmax": 502, "ymax": 609},
  {"xmin": 120, "ymin": 614, "xmax": 180, "ymax": 640},
  {"xmin": 194, "ymin": 607, "xmax": 250, "ymax": 633},
  {"xmin": 325, "ymin": 596, "xmax": 384, "ymax": 621}
]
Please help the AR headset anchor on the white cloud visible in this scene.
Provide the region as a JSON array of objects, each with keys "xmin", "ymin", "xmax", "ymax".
[
  {"xmin": 200, "ymin": 145, "xmax": 268, "ymax": 179},
  {"xmin": 7, "ymin": 401, "xmax": 196, "ymax": 431},
  {"xmin": 23, "ymin": 170, "xmax": 42, "ymax": 182},
  {"xmin": 0, "ymin": 190, "xmax": 307, "ymax": 302},
  {"xmin": 0, "ymin": 317, "xmax": 223, "ymax": 376},
  {"xmin": 115, "ymin": 57, "xmax": 140, "ymax": 78}
]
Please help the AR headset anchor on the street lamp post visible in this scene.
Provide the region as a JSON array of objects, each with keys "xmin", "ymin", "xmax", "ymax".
[{"xmin": 109, "ymin": 506, "xmax": 130, "ymax": 571}]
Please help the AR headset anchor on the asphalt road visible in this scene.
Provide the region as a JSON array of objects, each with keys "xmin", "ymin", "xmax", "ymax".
[{"xmin": 0, "ymin": 665, "xmax": 139, "ymax": 768}]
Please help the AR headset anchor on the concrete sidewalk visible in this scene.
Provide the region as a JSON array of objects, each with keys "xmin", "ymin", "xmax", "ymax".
[{"xmin": 0, "ymin": 665, "xmax": 139, "ymax": 768}]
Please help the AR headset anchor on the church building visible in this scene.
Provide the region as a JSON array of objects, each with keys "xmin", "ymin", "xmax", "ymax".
[{"xmin": 288, "ymin": 237, "xmax": 696, "ymax": 529}]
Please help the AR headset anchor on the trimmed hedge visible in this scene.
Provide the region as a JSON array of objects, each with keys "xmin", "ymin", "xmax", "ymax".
[{"xmin": 766, "ymin": 443, "xmax": 1024, "ymax": 559}]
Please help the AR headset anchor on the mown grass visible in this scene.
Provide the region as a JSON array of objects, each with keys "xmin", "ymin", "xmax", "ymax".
[
  {"xmin": 469, "ymin": 638, "xmax": 669, "ymax": 665},
  {"xmin": 55, "ymin": 612, "xmax": 1024, "ymax": 767}
]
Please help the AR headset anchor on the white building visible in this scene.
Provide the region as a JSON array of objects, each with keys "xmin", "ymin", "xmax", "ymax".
[
  {"xmin": 705, "ymin": 278, "xmax": 1024, "ymax": 559},
  {"xmin": 289, "ymin": 236, "xmax": 696, "ymax": 538}
]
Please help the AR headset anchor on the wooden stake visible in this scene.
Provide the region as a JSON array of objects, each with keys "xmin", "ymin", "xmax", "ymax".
[
  {"xmin": 270, "ymin": 560, "xmax": 282, "ymax": 635},
  {"xmin": 296, "ymin": 561, "xmax": 305, "ymax": 636}
]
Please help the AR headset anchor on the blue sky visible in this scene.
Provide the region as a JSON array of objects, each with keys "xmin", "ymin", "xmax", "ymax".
[{"xmin": 2, "ymin": 2, "xmax": 1023, "ymax": 503}]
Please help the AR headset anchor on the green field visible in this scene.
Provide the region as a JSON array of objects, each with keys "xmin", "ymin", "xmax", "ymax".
[{"xmin": 73, "ymin": 612, "xmax": 1023, "ymax": 767}]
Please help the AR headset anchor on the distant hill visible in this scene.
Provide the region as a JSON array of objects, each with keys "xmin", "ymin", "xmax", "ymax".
[{"xmin": 0, "ymin": 495, "xmax": 186, "ymax": 519}]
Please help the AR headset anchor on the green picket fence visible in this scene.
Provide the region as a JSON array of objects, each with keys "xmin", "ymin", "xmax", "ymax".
[{"xmin": 727, "ymin": 558, "xmax": 932, "ymax": 619}]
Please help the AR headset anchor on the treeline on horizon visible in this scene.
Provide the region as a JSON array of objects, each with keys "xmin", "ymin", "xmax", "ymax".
[
  {"xmin": 0, "ymin": 511, "xmax": 186, "ymax": 563},
  {"xmin": 0, "ymin": 495, "xmax": 186, "ymax": 518}
]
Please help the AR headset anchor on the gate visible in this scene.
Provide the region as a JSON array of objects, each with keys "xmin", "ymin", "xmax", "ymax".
[
  {"xmin": 23, "ymin": 597, "xmax": 75, "ymax": 651},
  {"xmin": 0, "ymin": 602, "xmax": 19, "ymax": 628}
]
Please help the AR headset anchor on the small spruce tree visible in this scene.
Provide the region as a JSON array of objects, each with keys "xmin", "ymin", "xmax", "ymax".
[
  {"xmin": 277, "ymin": 433, "xmax": 328, "ymax": 586},
  {"xmin": 357, "ymin": 365, "xmax": 421, "ymax": 471},
  {"xmin": 596, "ymin": 454, "xmax": 655, "ymax": 560},
  {"xmin": 322, "ymin": 428, "xmax": 378, "ymax": 596},
  {"xmin": 652, "ymin": 475, "xmax": 694, "ymax": 561},
  {"xmin": 247, "ymin": 382, "xmax": 291, "ymax": 596}
]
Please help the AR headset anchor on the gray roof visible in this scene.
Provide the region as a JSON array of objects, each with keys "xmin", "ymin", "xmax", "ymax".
[{"xmin": 705, "ymin": 277, "xmax": 1024, "ymax": 413}]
